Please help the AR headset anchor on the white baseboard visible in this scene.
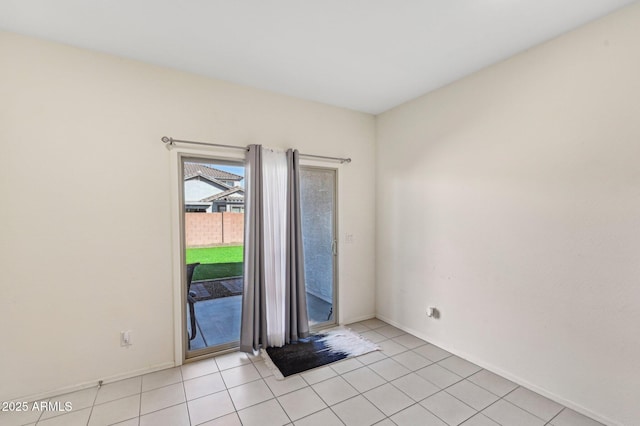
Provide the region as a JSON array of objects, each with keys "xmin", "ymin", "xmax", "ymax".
[
  {"xmin": 11, "ymin": 361, "xmax": 176, "ymax": 404},
  {"xmin": 374, "ymin": 314, "xmax": 619, "ymax": 426},
  {"xmin": 340, "ymin": 313, "xmax": 376, "ymax": 325}
]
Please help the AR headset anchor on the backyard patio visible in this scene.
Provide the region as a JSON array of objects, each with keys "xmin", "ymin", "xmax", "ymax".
[
  {"xmin": 186, "ymin": 244, "xmax": 334, "ymax": 350},
  {"xmin": 187, "ymin": 278, "xmax": 333, "ymax": 350}
]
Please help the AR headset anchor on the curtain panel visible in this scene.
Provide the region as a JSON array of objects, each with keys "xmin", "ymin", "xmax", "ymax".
[
  {"xmin": 240, "ymin": 145, "xmax": 309, "ymax": 353},
  {"xmin": 285, "ymin": 149, "xmax": 309, "ymax": 343}
]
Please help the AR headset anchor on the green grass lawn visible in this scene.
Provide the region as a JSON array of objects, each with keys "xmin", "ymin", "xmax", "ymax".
[
  {"xmin": 186, "ymin": 245, "xmax": 243, "ymax": 281},
  {"xmin": 186, "ymin": 245, "xmax": 243, "ymax": 264}
]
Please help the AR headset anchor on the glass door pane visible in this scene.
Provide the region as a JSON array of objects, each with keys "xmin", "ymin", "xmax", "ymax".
[
  {"xmin": 300, "ymin": 167, "xmax": 337, "ymax": 327},
  {"xmin": 182, "ymin": 158, "xmax": 245, "ymax": 358}
]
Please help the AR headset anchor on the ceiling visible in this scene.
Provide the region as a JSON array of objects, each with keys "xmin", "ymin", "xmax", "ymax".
[{"xmin": 0, "ymin": 0, "xmax": 636, "ymax": 114}]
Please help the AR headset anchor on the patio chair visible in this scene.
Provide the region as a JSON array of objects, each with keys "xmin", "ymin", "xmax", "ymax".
[{"xmin": 186, "ymin": 262, "xmax": 200, "ymax": 349}]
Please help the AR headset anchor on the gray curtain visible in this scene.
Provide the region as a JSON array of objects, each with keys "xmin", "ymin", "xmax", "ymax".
[
  {"xmin": 240, "ymin": 146, "xmax": 309, "ymax": 352},
  {"xmin": 285, "ymin": 149, "xmax": 310, "ymax": 343},
  {"xmin": 240, "ymin": 145, "xmax": 267, "ymax": 353}
]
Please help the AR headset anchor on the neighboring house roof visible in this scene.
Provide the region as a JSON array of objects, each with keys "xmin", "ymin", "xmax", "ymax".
[
  {"xmin": 183, "ymin": 163, "xmax": 243, "ymax": 181},
  {"xmin": 184, "ymin": 163, "xmax": 244, "ymax": 208},
  {"xmin": 200, "ymin": 187, "xmax": 244, "ymax": 202},
  {"xmin": 185, "ymin": 174, "xmax": 235, "ymax": 191}
]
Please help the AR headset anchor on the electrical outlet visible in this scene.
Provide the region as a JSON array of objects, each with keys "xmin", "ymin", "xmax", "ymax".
[
  {"xmin": 427, "ymin": 307, "xmax": 440, "ymax": 319},
  {"xmin": 120, "ymin": 330, "xmax": 132, "ymax": 346}
]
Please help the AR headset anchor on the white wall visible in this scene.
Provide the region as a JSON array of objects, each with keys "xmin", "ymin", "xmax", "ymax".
[
  {"xmin": 376, "ymin": 4, "xmax": 640, "ymax": 425},
  {"xmin": 0, "ymin": 31, "xmax": 376, "ymax": 401}
]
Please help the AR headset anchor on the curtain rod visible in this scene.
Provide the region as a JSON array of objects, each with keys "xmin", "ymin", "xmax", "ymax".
[{"xmin": 161, "ymin": 136, "xmax": 351, "ymax": 164}]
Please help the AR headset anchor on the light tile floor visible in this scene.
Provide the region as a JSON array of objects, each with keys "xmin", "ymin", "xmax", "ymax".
[{"xmin": 0, "ymin": 319, "xmax": 604, "ymax": 426}]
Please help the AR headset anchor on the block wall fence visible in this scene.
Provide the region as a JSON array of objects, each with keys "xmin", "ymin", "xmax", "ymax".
[{"xmin": 185, "ymin": 212, "xmax": 244, "ymax": 247}]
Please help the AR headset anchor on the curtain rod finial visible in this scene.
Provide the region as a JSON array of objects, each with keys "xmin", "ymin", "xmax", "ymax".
[{"xmin": 161, "ymin": 136, "xmax": 174, "ymax": 150}]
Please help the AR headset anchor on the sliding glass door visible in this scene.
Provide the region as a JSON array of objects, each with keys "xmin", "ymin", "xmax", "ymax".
[
  {"xmin": 179, "ymin": 159, "xmax": 337, "ymax": 360},
  {"xmin": 300, "ymin": 167, "xmax": 337, "ymax": 327}
]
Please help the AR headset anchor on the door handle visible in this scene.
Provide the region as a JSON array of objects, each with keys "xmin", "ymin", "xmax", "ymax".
[{"xmin": 332, "ymin": 239, "xmax": 337, "ymax": 256}]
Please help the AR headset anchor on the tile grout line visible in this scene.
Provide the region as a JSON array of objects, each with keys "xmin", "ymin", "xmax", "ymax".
[
  {"xmin": 417, "ymin": 374, "xmax": 480, "ymax": 426},
  {"xmin": 338, "ymin": 346, "xmax": 437, "ymax": 424},
  {"xmin": 359, "ymin": 384, "xmax": 410, "ymax": 421},
  {"xmin": 476, "ymin": 396, "xmax": 508, "ymax": 426},
  {"xmin": 221, "ymin": 354, "xmax": 289, "ymax": 424},
  {"xmin": 33, "ymin": 396, "xmax": 48, "ymax": 425},
  {"xmin": 296, "ymin": 377, "xmax": 333, "ymax": 423},
  {"xmin": 301, "ymin": 357, "xmax": 390, "ymax": 425},
  {"xmin": 545, "ymin": 407, "xmax": 565, "ymax": 426},
  {"xmin": 84, "ymin": 384, "xmax": 101, "ymax": 426},
  {"xmin": 373, "ymin": 332, "xmax": 503, "ymax": 426},
  {"xmin": 213, "ymin": 356, "xmax": 246, "ymax": 425},
  {"xmin": 501, "ymin": 389, "xmax": 565, "ymax": 425},
  {"xmin": 178, "ymin": 365, "xmax": 192, "ymax": 426},
  {"xmin": 481, "ymin": 386, "xmax": 554, "ymax": 426}
]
